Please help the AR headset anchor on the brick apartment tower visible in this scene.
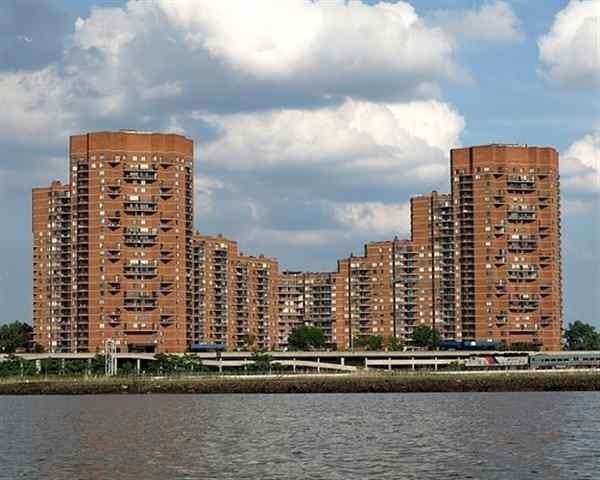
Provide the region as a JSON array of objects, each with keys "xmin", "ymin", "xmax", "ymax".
[
  {"xmin": 334, "ymin": 241, "xmax": 395, "ymax": 349},
  {"xmin": 408, "ymin": 192, "xmax": 455, "ymax": 339},
  {"xmin": 277, "ymin": 271, "xmax": 335, "ymax": 348},
  {"xmin": 69, "ymin": 131, "xmax": 194, "ymax": 353},
  {"xmin": 192, "ymin": 233, "xmax": 279, "ymax": 350},
  {"xmin": 32, "ymin": 181, "xmax": 72, "ymax": 352},
  {"xmin": 451, "ymin": 145, "xmax": 562, "ymax": 350}
]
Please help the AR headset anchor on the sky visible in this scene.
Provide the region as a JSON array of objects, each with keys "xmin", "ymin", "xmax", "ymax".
[{"xmin": 0, "ymin": 0, "xmax": 598, "ymax": 326}]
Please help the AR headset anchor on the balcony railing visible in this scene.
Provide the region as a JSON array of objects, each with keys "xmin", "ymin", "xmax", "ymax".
[
  {"xmin": 123, "ymin": 168, "xmax": 157, "ymax": 182},
  {"xmin": 507, "ymin": 175, "xmax": 536, "ymax": 191}
]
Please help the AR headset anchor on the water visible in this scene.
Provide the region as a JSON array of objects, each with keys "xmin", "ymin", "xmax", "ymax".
[{"xmin": 1, "ymin": 392, "xmax": 599, "ymax": 479}]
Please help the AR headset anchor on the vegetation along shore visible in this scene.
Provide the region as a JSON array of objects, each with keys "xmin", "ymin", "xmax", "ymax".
[{"xmin": 1, "ymin": 371, "xmax": 600, "ymax": 395}]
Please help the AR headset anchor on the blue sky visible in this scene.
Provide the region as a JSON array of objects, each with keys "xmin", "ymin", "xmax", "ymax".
[{"xmin": 0, "ymin": 0, "xmax": 598, "ymax": 326}]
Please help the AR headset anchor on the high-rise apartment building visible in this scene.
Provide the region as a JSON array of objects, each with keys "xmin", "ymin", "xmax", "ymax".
[
  {"xmin": 69, "ymin": 132, "xmax": 194, "ymax": 353},
  {"xmin": 33, "ymin": 138, "xmax": 563, "ymax": 353},
  {"xmin": 333, "ymin": 241, "xmax": 395, "ymax": 350},
  {"xmin": 231, "ymin": 253, "xmax": 279, "ymax": 350},
  {"xmin": 451, "ymin": 145, "xmax": 562, "ymax": 350},
  {"xmin": 32, "ymin": 181, "xmax": 72, "ymax": 352},
  {"xmin": 191, "ymin": 233, "xmax": 239, "ymax": 346},
  {"xmin": 192, "ymin": 233, "xmax": 279, "ymax": 350},
  {"xmin": 33, "ymin": 131, "xmax": 195, "ymax": 353},
  {"xmin": 408, "ymin": 192, "xmax": 455, "ymax": 339},
  {"xmin": 277, "ymin": 271, "xmax": 335, "ymax": 348}
]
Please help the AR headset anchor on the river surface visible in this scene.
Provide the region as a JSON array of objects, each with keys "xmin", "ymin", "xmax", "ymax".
[{"xmin": 1, "ymin": 392, "xmax": 599, "ymax": 479}]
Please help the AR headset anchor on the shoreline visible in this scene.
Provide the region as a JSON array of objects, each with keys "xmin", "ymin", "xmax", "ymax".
[{"xmin": 1, "ymin": 371, "xmax": 600, "ymax": 395}]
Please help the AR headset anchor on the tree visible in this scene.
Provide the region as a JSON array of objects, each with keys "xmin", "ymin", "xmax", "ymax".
[
  {"xmin": 154, "ymin": 353, "xmax": 204, "ymax": 375},
  {"xmin": 0, "ymin": 322, "xmax": 32, "ymax": 353},
  {"xmin": 251, "ymin": 349, "xmax": 272, "ymax": 373},
  {"xmin": 385, "ymin": 336, "xmax": 403, "ymax": 351},
  {"xmin": 241, "ymin": 334, "xmax": 257, "ymax": 351},
  {"xmin": 288, "ymin": 325, "xmax": 326, "ymax": 350},
  {"xmin": 565, "ymin": 321, "xmax": 600, "ymax": 350},
  {"xmin": 410, "ymin": 326, "xmax": 441, "ymax": 349},
  {"xmin": 353, "ymin": 334, "xmax": 384, "ymax": 351}
]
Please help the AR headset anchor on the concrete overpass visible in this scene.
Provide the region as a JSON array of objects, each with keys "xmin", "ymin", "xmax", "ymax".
[{"xmin": 0, "ymin": 350, "xmax": 531, "ymax": 373}]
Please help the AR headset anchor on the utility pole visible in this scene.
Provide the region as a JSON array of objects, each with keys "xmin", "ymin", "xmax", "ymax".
[{"xmin": 104, "ymin": 339, "xmax": 117, "ymax": 376}]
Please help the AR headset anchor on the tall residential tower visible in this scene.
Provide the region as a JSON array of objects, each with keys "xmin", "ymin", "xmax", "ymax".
[{"xmin": 451, "ymin": 145, "xmax": 562, "ymax": 350}]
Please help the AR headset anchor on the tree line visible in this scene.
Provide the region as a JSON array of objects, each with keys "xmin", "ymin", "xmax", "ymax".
[{"xmin": 2, "ymin": 320, "xmax": 600, "ymax": 353}]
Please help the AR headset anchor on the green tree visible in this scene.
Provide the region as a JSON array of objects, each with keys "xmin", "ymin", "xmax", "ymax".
[
  {"xmin": 565, "ymin": 321, "xmax": 600, "ymax": 350},
  {"xmin": 0, "ymin": 322, "xmax": 32, "ymax": 353},
  {"xmin": 385, "ymin": 336, "xmax": 403, "ymax": 351},
  {"xmin": 353, "ymin": 335, "xmax": 384, "ymax": 350},
  {"xmin": 241, "ymin": 334, "xmax": 256, "ymax": 351},
  {"xmin": 410, "ymin": 326, "xmax": 441, "ymax": 349},
  {"xmin": 0, "ymin": 354, "xmax": 24, "ymax": 377},
  {"xmin": 154, "ymin": 354, "xmax": 204, "ymax": 375},
  {"xmin": 288, "ymin": 325, "xmax": 326, "ymax": 351},
  {"xmin": 250, "ymin": 349, "xmax": 272, "ymax": 373}
]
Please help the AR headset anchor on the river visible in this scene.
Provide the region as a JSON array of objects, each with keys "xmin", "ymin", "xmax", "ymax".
[{"xmin": 1, "ymin": 392, "xmax": 598, "ymax": 479}]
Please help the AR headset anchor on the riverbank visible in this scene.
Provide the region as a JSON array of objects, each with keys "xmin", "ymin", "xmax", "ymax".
[{"xmin": 1, "ymin": 371, "xmax": 600, "ymax": 394}]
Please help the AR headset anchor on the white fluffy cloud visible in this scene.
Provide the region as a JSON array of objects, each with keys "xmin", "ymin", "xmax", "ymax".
[
  {"xmin": 428, "ymin": 1, "xmax": 523, "ymax": 43},
  {"xmin": 332, "ymin": 201, "xmax": 411, "ymax": 237},
  {"xmin": 63, "ymin": 0, "xmax": 462, "ymax": 110},
  {"xmin": 156, "ymin": 0, "xmax": 458, "ymax": 81},
  {"xmin": 200, "ymin": 98, "xmax": 464, "ymax": 186},
  {"xmin": 0, "ymin": 0, "xmax": 466, "ymax": 149},
  {"xmin": 562, "ymin": 128, "xmax": 600, "ymax": 192},
  {"xmin": 538, "ymin": 0, "xmax": 600, "ymax": 87}
]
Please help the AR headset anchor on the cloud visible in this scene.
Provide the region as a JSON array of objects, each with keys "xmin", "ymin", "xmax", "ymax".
[
  {"xmin": 0, "ymin": 0, "xmax": 71, "ymax": 72},
  {"xmin": 247, "ymin": 228, "xmax": 343, "ymax": 248},
  {"xmin": 0, "ymin": 0, "xmax": 470, "ymax": 322},
  {"xmin": 427, "ymin": 1, "xmax": 523, "ymax": 43},
  {"xmin": 64, "ymin": 0, "xmax": 463, "ymax": 112},
  {"xmin": 538, "ymin": 0, "xmax": 600, "ymax": 88},
  {"xmin": 195, "ymin": 175, "xmax": 227, "ymax": 216},
  {"xmin": 562, "ymin": 128, "xmax": 600, "ymax": 193},
  {"xmin": 563, "ymin": 198, "xmax": 595, "ymax": 216},
  {"xmin": 199, "ymin": 98, "xmax": 464, "ymax": 192},
  {"xmin": 332, "ymin": 201, "xmax": 411, "ymax": 237}
]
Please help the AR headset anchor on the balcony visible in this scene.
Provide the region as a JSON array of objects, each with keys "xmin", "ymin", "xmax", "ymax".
[
  {"xmin": 124, "ymin": 291, "xmax": 158, "ymax": 310},
  {"xmin": 124, "ymin": 196, "xmax": 158, "ymax": 214},
  {"xmin": 509, "ymin": 294, "xmax": 539, "ymax": 312},
  {"xmin": 106, "ymin": 212, "xmax": 121, "ymax": 230},
  {"xmin": 494, "ymin": 251, "xmax": 507, "ymax": 265},
  {"xmin": 124, "ymin": 227, "xmax": 158, "ymax": 246},
  {"xmin": 160, "ymin": 248, "xmax": 174, "ymax": 262},
  {"xmin": 508, "ymin": 204, "xmax": 537, "ymax": 222},
  {"xmin": 160, "ymin": 278, "xmax": 174, "ymax": 294},
  {"xmin": 106, "ymin": 183, "xmax": 121, "ymax": 198},
  {"xmin": 508, "ymin": 235, "xmax": 537, "ymax": 252},
  {"xmin": 508, "ymin": 265, "xmax": 537, "ymax": 281},
  {"xmin": 123, "ymin": 167, "xmax": 157, "ymax": 182},
  {"xmin": 160, "ymin": 216, "xmax": 174, "ymax": 230},
  {"xmin": 124, "ymin": 260, "xmax": 158, "ymax": 278},
  {"xmin": 106, "ymin": 244, "xmax": 121, "ymax": 262},
  {"xmin": 107, "ymin": 310, "xmax": 121, "ymax": 325},
  {"xmin": 160, "ymin": 310, "xmax": 175, "ymax": 325},
  {"xmin": 507, "ymin": 175, "xmax": 536, "ymax": 192},
  {"xmin": 108, "ymin": 277, "xmax": 121, "ymax": 294},
  {"xmin": 539, "ymin": 251, "xmax": 552, "ymax": 266},
  {"xmin": 159, "ymin": 183, "xmax": 174, "ymax": 198},
  {"xmin": 159, "ymin": 157, "xmax": 174, "ymax": 167}
]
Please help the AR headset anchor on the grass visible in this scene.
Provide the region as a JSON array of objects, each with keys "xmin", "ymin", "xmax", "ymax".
[{"xmin": 1, "ymin": 370, "xmax": 599, "ymax": 395}]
